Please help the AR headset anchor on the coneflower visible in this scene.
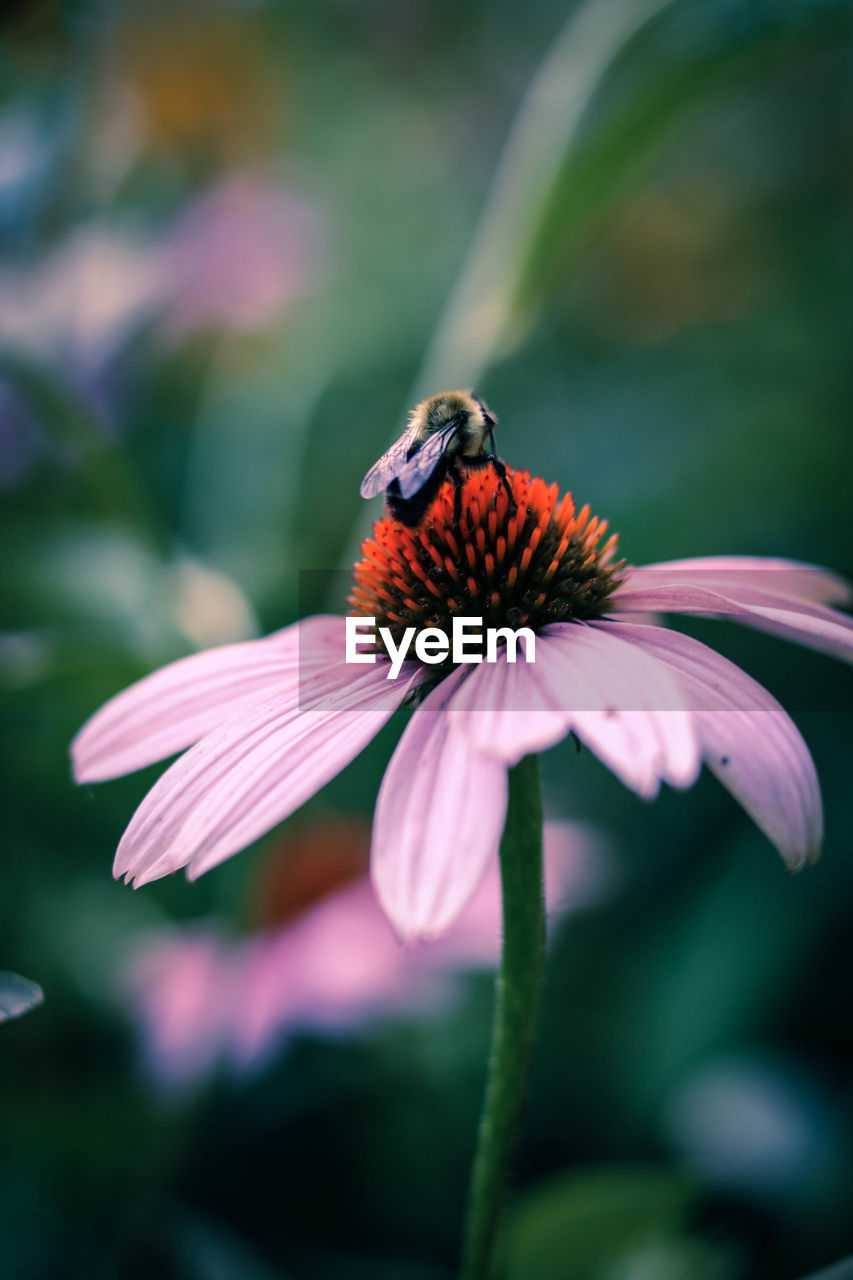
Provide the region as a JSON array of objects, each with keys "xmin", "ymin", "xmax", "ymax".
[
  {"xmin": 73, "ymin": 463, "xmax": 851, "ymax": 937},
  {"xmin": 72, "ymin": 457, "xmax": 853, "ymax": 1280}
]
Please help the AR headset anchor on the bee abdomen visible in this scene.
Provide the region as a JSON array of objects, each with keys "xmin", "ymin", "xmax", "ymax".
[{"xmin": 385, "ymin": 459, "xmax": 449, "ymax": 526}]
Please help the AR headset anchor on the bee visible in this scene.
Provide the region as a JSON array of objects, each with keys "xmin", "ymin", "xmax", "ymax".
[{"xmin": 360, "ymin": 389, "xmax": 511, "ymax": 527}]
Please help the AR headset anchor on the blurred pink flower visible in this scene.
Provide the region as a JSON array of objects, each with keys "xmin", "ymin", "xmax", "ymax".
[
  {"xmin": 0, "ymin": 175, "xmax": 319, "ymax": 373},
  {"xmin": 0, "ymin": 224, "xmax": 160, "ymax": 375},
  {"xmin": 158, "ymin": 175, "xmax": 321, "ymax": 338},
  {"xmin": 0, "ymin": 174, "xmax": 320, "ymax": 484},
  {"xmin": 124, "ymin": 816, "xmax": 607, "ymax": 1086},
  {"xmin": 73, "ymin": 467, "xmax": 853, "ymax": 941}
]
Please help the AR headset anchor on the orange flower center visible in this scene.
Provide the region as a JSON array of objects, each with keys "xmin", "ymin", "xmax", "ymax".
[{"xmin": 350, "ymin": 464, "xmax": 623, "ymax": 665}]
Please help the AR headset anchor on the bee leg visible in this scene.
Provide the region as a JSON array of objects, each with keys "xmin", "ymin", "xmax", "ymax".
[
  {"xmin": 461, "ymin": 452, "xmax": 516, "ymax": 514},
  {"xmin": 452, "ymin": 468, "xmax": 465, "ymax": 528},
  {"xmin": 487, "ymin": 454, "xmax": 517, "ymax": 515}
]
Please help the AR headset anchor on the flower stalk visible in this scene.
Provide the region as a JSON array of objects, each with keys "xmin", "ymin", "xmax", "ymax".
[{"xmin": 459, "ymin": 752, "xmax": 545, "ymax": 1280}]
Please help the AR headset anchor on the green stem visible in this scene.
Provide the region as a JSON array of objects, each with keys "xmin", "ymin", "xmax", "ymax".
[{"xmin": 460, "ymin": 753, "xmax": 545, "ymax": 1280}]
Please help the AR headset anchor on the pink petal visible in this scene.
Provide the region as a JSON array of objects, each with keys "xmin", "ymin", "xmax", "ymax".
[
  {"xmin": 423, "ymin": 819, "xmax": 612, "ymax": 968},
  {"xmin": 610, "ymin": 582, "xmax": 853, "ymax": 665},
  {"xmin": 114, "ymin": 658, "xmax": 418, "ymax": 887},
  {"xmin": 443, "ymin": 650, "xmax": 573, "ymax": 765},
  {"xmin": 491, "ymin": 623, "xmax": 700, "ymax": 798},
  {"xmin": 124, "ymin": 927, "xmax": 240, "ymax": 1087},
  {"xmin": 229, "ymin": 883, "xmax": 421, "ymax": 1066},
  {"xmin": 623, "ymin": 557, "xmax": 851, "ymax": 606},
  {"xmin": 449, "ymin": 626, "xmax": 700, "ymax": 793},
  {"xmin": 71, "ymin": 614, "xmax": 343, "ymax": 782},
  {"xmin": 539, "ymin": 819, "xmax": 615, "ymax": 915},
  {"xmin": 226, "ymin": 931, "xmax": 300, "ymax": 1067},
  {"xmin": 602, "ymin": 621, "xmax": 822, "ymax": 869},
  {"xmin": 125, "ymin": 818, "xmax": 614, "ymax": 1081},
  {"xmin": 371, "ymin": 668, "xmax": 509, "ymax": 942}
]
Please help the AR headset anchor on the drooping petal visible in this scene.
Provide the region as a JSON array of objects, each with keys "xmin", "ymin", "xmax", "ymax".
[
  {"xmin": 610, "ymin": 582, "xmax": 853, "ymax": 666},
  {"xmin": 71, "ymin": 614, "xmax": 343, "ymax": 782},
  {"xmin": 601, "ymin": 620, "xmax": 823, "ymax": 869},
  {"xmin": 623, "ymin": 557, "xmax": 851, "ymax": 606},
  {"xmin": 371, "ymin": 668, "xmax": 509, "ymax": 942},
  {"xmin": 490, "ymin": 623, "xmax": 700, "ymax": 798},
  {"xmin": 114, "ymin": 658, "xmax": 419, "ymax": 887},
  {"xmin": 443, "ymin": 646, "xmax": 573, "ymax": 765},
  {"xmin": 424, "ymin": 818, "xmax": 613, "ymax": 968}
]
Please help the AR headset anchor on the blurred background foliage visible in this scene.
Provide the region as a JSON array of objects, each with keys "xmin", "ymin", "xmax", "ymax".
[{"xmin": 1, "ymin": 0, "xmax": 853, "ymax": 1276}]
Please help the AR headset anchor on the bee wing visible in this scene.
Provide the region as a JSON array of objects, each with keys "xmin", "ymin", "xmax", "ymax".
[
  {"xmin": 360, "ymin": 424, "xmax": 420, "ymax": 499},
  {"xmin": 395, "ymin": 419, "xmax": 460, "ymax": 499}
]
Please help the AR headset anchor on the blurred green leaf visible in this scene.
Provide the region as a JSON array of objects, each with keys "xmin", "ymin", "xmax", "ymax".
[
  {"xmin": 172, "ymin": 1211, "xmax": 294, "ymax": 1280},
  {"xmin": 501, "ymin": 1165, "xmax": 703, "ymax": 1280},
  {"xmin": 522, "ymin": 0, "xmax": 852, "ymax": 325},
  {"xmin": 0, "ymin": 348, "xmax": 168, "ymax": 551},
  {"xmin": 414, "ymin": 0, "xmax": 677, "ymax": 397},
  {"xmin": 1, "ymin": 2, "xmax": 852, "ymax": 1277},
  {"xmin": 338, "ymin": 0, "xmax": 680, "ymax": 581},
  {"xmin": 2, "ymin": 522, "xmax": 257, "ymax": 663},
  {"xmin": 0, "ymin": 972, "xmax": 43, "ymax": 1023},
  {"xmin": 800, "ymin": 1257, "xmax": 853, "ymax": 1280}
]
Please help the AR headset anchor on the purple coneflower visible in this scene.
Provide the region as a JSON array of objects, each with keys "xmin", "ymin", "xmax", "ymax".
[{"xmin": 72, "ymin": 464, "xmax": 851, "ymax": 940}]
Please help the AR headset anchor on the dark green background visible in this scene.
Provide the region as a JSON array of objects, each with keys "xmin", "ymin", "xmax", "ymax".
[{"xmin": 1, "ymin": 1, "xmax": 852, "ymax": 1276}]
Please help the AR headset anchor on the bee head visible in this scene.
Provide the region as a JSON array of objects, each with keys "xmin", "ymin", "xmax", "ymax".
[
  {"xmin": 472, "ymin": 394, "xmax": 498, "ymax": 431},
  {"xmin": 413, "ymin": 390, "xmax": 496, "ymax": 438}
]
